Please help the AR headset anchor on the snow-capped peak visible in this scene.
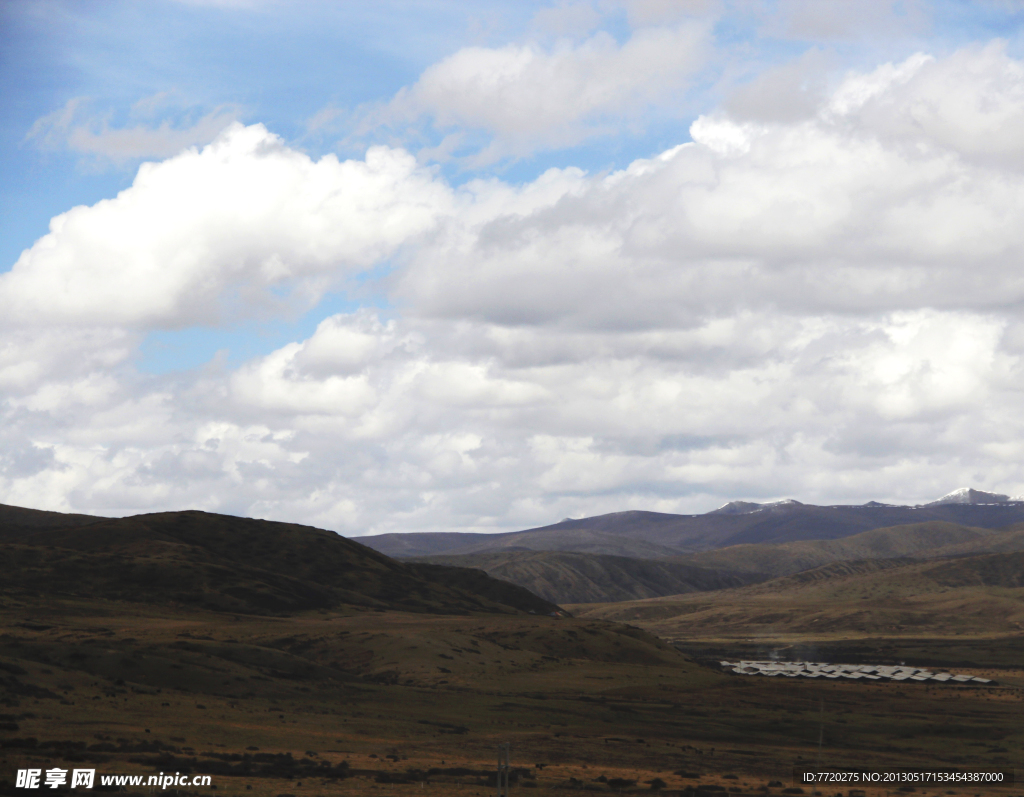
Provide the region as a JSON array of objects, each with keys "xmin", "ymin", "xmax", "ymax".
[
  {"xmin": 710, "ymin": 500, "xmax": 763, "ymax": 515},
  {"xmin": 710, "ymin": 499, "xmax": 802, "ymax": 515},
  {"xmin": 926, "ymin": 487, "xmax": 1012, "ymax": 506}
]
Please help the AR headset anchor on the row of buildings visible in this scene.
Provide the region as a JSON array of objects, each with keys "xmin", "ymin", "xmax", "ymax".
[{"xmin": 719, "ymin": 660, "xmax": 994, "ymax": 684}]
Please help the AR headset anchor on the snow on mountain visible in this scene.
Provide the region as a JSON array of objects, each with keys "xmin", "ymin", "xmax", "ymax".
[
  {"xmin": 710, "ymin": 501, "xmax": 764, "ymax": 515},
  {"xmin": 709, "ymin": 489, "xmax": 1023, "ymax": 516},
  {"xmin": 710, "ymin": 499, "xmax": 803, "ymax": 515},
  {"xmin": 925, "ymin": 487, "xmax": 1014, "ymax": 506}
]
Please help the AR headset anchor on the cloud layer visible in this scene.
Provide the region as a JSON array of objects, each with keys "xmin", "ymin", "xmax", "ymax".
[{"xmin": 5, "ymin": 41, "xmax": 1024, "ymax": 533}]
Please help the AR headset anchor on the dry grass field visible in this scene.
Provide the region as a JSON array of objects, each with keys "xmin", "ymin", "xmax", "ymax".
[{"xmin": 3, "ymin": 595, "xmax": 1023, "ymax": 796}]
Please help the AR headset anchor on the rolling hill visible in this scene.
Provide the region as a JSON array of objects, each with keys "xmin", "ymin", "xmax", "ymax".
[
  {"xmin": 408, "ymin": 550, "xmax": 764, "ymax": 604},
  {"xmin": 0, "ymin": 508, "xmax": 559, "ymax": 616},
  {"xmin": 571, "ymin": 550, "xmax": 1024, "ymax": 643}
]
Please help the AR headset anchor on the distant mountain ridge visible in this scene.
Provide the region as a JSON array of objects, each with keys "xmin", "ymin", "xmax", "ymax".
[{"xmin": 355, "ymin": 489, "xmax": 1024, "ymax": 558}]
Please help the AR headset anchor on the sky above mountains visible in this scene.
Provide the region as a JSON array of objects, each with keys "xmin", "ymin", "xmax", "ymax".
[{"xmin": 2, "ymin": 0, "xmax": 1024, "ymax": 535}]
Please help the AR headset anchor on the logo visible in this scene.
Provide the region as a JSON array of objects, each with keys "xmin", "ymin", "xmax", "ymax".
[{"xmin": 16, "ymin": 769, "xmax": 96, "ymax": 789}]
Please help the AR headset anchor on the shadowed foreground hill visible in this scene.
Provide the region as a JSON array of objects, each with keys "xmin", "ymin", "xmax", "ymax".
[
  {"xmin": 0, "ymin": 501, "xmax": 107, "ymax": 535},
  {"xmin": 0, "ymin": 509, "xmax": 559, "ymax": 615},
  {"xmin": 410, "ymin": 550, "xmax": 765, "ymax": 604}
]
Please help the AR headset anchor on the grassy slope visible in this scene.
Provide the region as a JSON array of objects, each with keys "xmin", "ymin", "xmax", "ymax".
[
  {"xmin": 409, "ymin": 550, "xmax": 763, "ymax": 604},
  {"xmin": 571, "ymin": 552, "xmax": 1024, "ymax": 646},
  {"xmin": 670, "ymin": 521, "xmax": 1010, "ymax": 577}
]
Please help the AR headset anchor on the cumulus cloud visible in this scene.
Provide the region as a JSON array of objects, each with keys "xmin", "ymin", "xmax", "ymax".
[
  {"xmin": 370, "ymin": 22, "xmax": 710, "ymax": 161},
  {"xmin": 2, "ymin": 123, "xmax": 451, "ymax": 328},
  {"xmin": 832, "ymin": 41, "xmax": 1024, "ymax": 167},
  {"xmin": 5, "ymin": 42, "xmax": 1024, "ymax": 531},
  {"xmin": 397, "ymin": 44, "xmax": 1024, "ymax": 328}
]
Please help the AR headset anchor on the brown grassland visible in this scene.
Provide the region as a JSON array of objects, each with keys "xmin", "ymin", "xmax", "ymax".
[
  {"xmin": 2, "ymin": 510, "xmax": 1023, "ymax": 796},
  {"xmin": 3, "ymin": 596, "xmax": 1024, "ymax": 797}
]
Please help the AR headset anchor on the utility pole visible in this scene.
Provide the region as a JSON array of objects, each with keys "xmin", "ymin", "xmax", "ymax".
[{"xmin": 497, "ymin": 742, "xmax": 511, "ymax": 797}]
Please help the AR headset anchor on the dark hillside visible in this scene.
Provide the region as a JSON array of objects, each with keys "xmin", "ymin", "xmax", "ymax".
[
  {"xmin": 0, "ymin": 509, "xmax": 559, "ymax": 616},
  {"xmin": 0, "ymin": 501, "xmax": 106, "ymax": 537}
]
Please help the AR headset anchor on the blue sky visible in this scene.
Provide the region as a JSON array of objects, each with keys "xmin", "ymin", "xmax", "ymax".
[
  {"xmin": 8, "ymin": 0, "xmax": 1018, "ymax": 278},
  {"xmin": 3, "ymin": 0, "xmax": 1024, "ymax": 532}
]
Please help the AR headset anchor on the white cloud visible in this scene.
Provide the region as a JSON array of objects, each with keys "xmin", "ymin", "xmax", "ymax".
[
  {"xmin": 2, "ymin": 123, "xmax": 451, "ymax": 328},
  {"xmin": 0, "ymin": 328, "xmax": 136, "ymax": 395},
  {"xmin": 836, "ymin": 41, "xmax": 1024, "ymax": 167},
  {"xmin": 373, "ymin": 22, "xmax": 710, "ymax": 160},
  {"xmin": 395, "ymin": 44, "xmax": 1024, "ymax": 328},
  {"xmin": 26, "ymin": 96, "xmax": 241, "ymax": 164},
  {"xmin": 832, "ymin": 311, "xmax": 1008, "ymax": 421}
]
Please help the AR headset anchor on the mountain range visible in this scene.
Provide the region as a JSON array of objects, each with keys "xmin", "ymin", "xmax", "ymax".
[{"xmin": 354, "ymin": 488, "xmax": 1024, "ymax": 558}]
